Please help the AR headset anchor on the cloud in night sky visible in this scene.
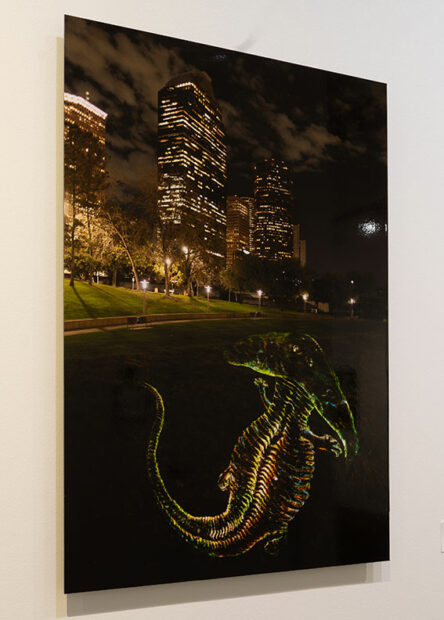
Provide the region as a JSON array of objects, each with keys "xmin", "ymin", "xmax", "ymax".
[{"xmin": 65, "ymin": 16, "xmax": 385, "ymax": 187}]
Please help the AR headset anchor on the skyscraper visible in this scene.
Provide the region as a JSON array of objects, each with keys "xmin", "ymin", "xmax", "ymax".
[
  {"xmin": 157, "ymin": 72, "xmax": 227, "ymax": 256},
  {"xmin": 226, "ymin": 196, "xmax": 254, "ymax": 267},
  {"xmin": 253, "ymin": 159, "xmax": 293, "ymax": 260},
  {"xmin": 64, "ymin": 92, "xmax": 107, "ymax": 142},
  {"xmin": 292, "ymin": 224, "xmax": 307, "ymax": 266},
  {"xmin": 292, "ymin": 224, "xmax": 300, "ymax": 260},
  {"xmin": 299, "ymin": 239, "xmax": 307, "ymax": 267},
  {"xmin": 64, "ymin": 92, "xmax": 107, "ymax": 215}
]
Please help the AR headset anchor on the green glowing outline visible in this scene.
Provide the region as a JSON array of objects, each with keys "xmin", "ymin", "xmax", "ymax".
[{"xmin": 146, "ymin": 332, "xmax": 359, "ymax": 557}]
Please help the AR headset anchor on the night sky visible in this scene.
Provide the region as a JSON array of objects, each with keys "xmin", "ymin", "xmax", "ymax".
[{"xmin": 65, "ymin": 15, "xmax": 387, "ymax": 283}]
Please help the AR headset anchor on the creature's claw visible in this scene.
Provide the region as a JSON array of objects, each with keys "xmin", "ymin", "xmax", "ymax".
[
  {"xmin": 264, "ymin": 528, "xmax": 288, "ymax": 555},
  {"xmin": 254, "ymin": 377, "xmax": 272, "ymax": 409},
  {"xmin": 321, "ymin": 434, "xmax": 342, "ymax": 457},
  {"xmin": 217, "ymin": 467, "xmax": 232, "ymax": 491},
  {"xmin": 254, "ymin": 377, "xmax": 268, "ymax": 389},
  {"xmin": 303, "ymin": 430, "xmax": 343, "ymax": 456}
]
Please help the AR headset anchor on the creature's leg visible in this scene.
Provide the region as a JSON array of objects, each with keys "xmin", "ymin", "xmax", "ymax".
[
  {"xmin": 302, "ymin": 429, "xmax": 342, "ymax": 457},
  {"xmin": 217, "ymin": 466, "xmax": 233, "ymax": 491},
  {"xmin": 254, "ymin": 377, "xmax": 271, "ymax": 409},
  {"xmin": 263, "ymin": 526, "xmax": 288, "ymax": 555}
]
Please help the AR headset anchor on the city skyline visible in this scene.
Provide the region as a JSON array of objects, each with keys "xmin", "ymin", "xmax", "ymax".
[{"xmin": 65, "ymin": 15, "xmax": 387, "ymax": 282}]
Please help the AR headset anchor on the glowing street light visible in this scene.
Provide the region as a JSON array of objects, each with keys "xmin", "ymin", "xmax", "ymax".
[
  {"xmin": 141, "ymin": 279, "xmax": 148, "ymax": 314},
  {"xmin": 205, "ymin": 285, "xmax": 211, "ymax": 312},
  {"xmin": 348, "ymin": 297, "xmax": 355, "ymax": 319},
  {"xmin": 302, "ymin": 292, "xmax": 309, "ymax": 313},
  {"xmin": 257, "ymin": 289, "xmax": 263, "ymax": 312}
]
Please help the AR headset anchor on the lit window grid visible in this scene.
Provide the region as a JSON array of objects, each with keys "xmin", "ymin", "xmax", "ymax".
[
  {"xmin": 253, "ymin": 160, "xmax": 293, "ymax": 260},
  {"xmin": 64, "ymin": 93, "xmax": 107, "ymax": 217},
  {"xmin": 158, "ymin": 79, "xmax": 227, "ymax": 252}
]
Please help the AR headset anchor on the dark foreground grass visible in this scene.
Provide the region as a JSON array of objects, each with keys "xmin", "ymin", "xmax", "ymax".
[
  {"xmin": 64, "ymin": 280, "xmax": 278, "ymax": 320},
  {"xmin": 64, "ymin": 316, "xmax": 389, "ymax": 593}
]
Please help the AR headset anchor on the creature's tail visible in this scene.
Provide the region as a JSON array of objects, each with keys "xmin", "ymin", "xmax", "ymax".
[{"xmin": 145, "ymin": 383, "xmax": 222, "ymax": 545}]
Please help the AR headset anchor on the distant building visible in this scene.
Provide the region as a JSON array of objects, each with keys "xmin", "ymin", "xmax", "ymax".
[
  {"xmin": 64, "ymin": 92, "xmax": 107, "ymax": 215},
  {"xmin": 253, "ymin": 159, "xmax": 293, "ymax": 260},
  {"xmin": 157, "ymin": 72, "xmax": 227, "ymax": 256},
  {"xmin": 292, "ymin": 224, "xmax": 307, "ymax": 266},
  {"xmin": 292, "ymin": 224, "xmax": 300, "ymax": 260},
  {"xmin": 64, "ymin": 91, "xmax": 107, "ymax": 142},
  {"xmin": 299, "ymin": 239, "xmax": 307, "ymax": 267},
  {"xmin": 226, "ymin": 196, "xmax": 254, "ymax": 267},
  {"xmin": 247, "ymin": 197, "xmax": 255, "ymax": 251}
]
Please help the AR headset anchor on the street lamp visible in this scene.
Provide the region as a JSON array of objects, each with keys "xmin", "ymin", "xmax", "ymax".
[
  {"xmin": 302, "ymin": 292, "xmax": 309, "ymax": 313},
  {"xmin": 348, "ymin": 297, "xmax": 355, "ymax": 319},
  {"xmin": 141, "ymin": 279, "xmax": 148, "ymax": 314},
  {"xmin": 257, "ymin": 289, "xmax": 263, "ymax": 312},
  {"xmin": 205, "ymin": 285, "xmax": 211, "ymax": 312}
]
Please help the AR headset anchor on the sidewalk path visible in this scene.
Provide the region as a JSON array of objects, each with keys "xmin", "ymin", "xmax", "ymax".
[{"xmin": 65, "ymin": 313, "xmax": 267, "ymax": 336}]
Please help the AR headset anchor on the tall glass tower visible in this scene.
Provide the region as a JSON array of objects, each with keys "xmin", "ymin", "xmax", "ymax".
[
  {"xmin": 253, "ymin": 159, "xmax": 293, "ymax": 260},
  {"xmin": 157, "ymin": 72, "xmax": 227, "ymax": 256},
  {"xmin": 63, "ymin": 92, "xmax": 107, "ymax": 216}
]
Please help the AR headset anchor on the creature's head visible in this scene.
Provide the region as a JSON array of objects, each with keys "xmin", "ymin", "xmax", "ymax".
[{"xmin": 225, "ymin": 332, "xmax": 358, "ymax": 458}]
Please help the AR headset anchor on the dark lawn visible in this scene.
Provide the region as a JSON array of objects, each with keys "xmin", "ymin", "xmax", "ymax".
[
  {"xmin": 64, "ymin": 316, "xmax": 389, "ymax": 593},
  {"xmin": 64, "ymin": 280, "xmax": 278, "ymax": 320}
]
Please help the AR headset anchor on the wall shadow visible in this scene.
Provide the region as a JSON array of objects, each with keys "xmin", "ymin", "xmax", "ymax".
[{"xmin": 67, "ymin": 561, "xmax": 389, "ymax": 616}]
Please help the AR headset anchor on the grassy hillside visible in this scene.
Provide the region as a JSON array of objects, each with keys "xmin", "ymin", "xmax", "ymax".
[{"xmin": 64, "ymin": 280, "xmax": 268, "ymax": 320}]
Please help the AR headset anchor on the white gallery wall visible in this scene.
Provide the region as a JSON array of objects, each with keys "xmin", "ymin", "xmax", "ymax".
[{"xmin": 1, "ymin": 0, "xmax": 444, "ymax": 618}]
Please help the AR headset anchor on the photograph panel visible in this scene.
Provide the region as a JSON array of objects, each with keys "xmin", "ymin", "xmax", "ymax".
[{"xmin": 64, "ymin": 15, "xmax": 388, "ymax": 593}]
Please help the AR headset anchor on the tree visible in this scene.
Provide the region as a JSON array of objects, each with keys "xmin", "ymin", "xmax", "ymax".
[
  {"xmin": 178, "ymin": 226, "xmax": 223, "ymax": 296},
  {"xmin": 99, "ymin": 182, "xmax": 157, "ymax": 290},
  {"xmin": 222, "ymin": 255, "xmax": 312, "ymax": 308},
  {"xmin": 312, "ymin": 273, "xmax": 348, "ymax": 313},
  {"xmin": 64, "ymin": 123, "xmax": 107, "ymax": 287}
]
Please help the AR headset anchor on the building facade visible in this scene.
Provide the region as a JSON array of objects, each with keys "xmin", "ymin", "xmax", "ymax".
[
  {"xmin": 299, "ymin": 239, "xmax": 307, "ymax": 267},
  {"xmin": 226, "ymin": 196, "xmax": 254, "ymax": 267},
  {"xmin": 253, "ymin": 159, "xmax": 293, "ymax": 260},
  {"xmin": 292, "ymin": 224, "xmax": 300, "ymax": 260},
  {"xmin": 64, "ymin": 92, "xmax": 107, "ymax": 216},
  {"xmin": 157, "ymin": 72, "xmax": 227, "ymax": 256},
  {"xmin": 292, "ymin": 223, "xmax": 307, "ymax": 266}
]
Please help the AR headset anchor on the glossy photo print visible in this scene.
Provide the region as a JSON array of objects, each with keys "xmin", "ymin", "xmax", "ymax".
[{"xmin": 64, "ymin": 15, "xmax": 388, "ymax": 593}]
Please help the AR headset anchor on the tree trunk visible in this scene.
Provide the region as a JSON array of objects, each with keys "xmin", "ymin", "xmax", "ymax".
[
  {"xmin": 164, "ymin": 263, "xmax": 170, "ymax": 297},
  {"xmin": 112, "ymin": 267, "xmax": 117, "ymax": 287},
  {"xmin": 129, "ymin": 258, "xmax": 139, "ymax": 291},
  {"xmin": 107, "ymin": 217, "xmax": 139, "ymax": 290},
  {"xmin": 86, "ymin": 209, "xmax": 94, "ymax": 285}
]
